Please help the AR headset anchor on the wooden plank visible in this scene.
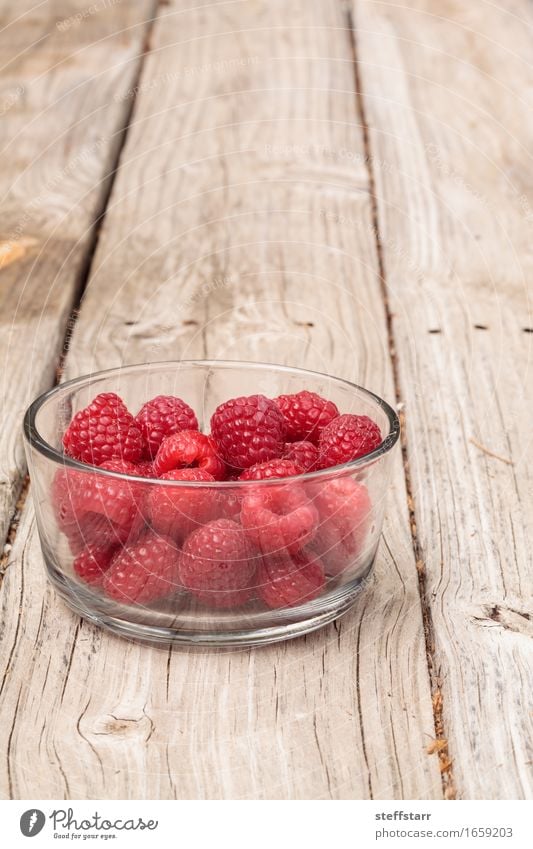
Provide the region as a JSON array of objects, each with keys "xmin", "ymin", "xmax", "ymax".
[
  {"xmin": 353, "ymin": 0, "xmax": 533, "ymax": 798},
  {"xmin": 0, "ymin": 0, "xmax": 442, "ymax": 799},
  {"xmin": 0, "ymin": 0, "xmax": 157, "ymax": 543}
]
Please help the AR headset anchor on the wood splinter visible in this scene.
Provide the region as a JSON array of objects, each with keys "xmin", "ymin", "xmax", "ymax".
[{"xmin": 469, "ymin": 438, "xmax": 513, "ymax": 466}]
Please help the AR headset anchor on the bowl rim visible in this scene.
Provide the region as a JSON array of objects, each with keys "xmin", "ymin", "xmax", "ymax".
[{"xmin": 23, "ymin": 359, "xmax": 400, "ymax": 487}]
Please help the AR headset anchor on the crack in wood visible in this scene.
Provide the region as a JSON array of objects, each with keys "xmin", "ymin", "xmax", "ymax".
[
  {"xmin": 0, "ymin": 476, "xmax": 30, "ymax": 592},
  {"xmin": 343, "ymin": 0, "xmax": 456, "ymax": 800},
  {"xmin": 470, "ymin": 604, "xmax": 533, "ymax": 638},
  {"xmin": 0, "ymin": 2, "xmax": 163, "ymax": 590},
  {"xmin": 56, "ymin": 0, "xmax": 163, "ymax": 383}
]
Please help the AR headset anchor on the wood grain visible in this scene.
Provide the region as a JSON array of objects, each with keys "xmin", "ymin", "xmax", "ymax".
[
  {"xmin": 0, "ymin": 0, "xmax": 156, "ymax": 543},
  {"xmin": 353, "ymin": 0, "xmax": 533, "ymax": 798},
  {"xmin": 0, "ymin": 0, "xmax": 441, "ymax": 799}
]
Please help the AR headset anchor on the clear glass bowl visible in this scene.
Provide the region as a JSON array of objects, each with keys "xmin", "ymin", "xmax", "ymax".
[{"xmin": 23, "ymin": 361, "xmax": 400, "ymax": 646}]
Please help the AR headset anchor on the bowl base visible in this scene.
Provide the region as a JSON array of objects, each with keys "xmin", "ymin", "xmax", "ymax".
[
  {"xmin": 46, "ymin": 558, "xmax": 373, "ymax": 647},
  {"xmin": 68, "ymin": 597, "xmax": 359, "ymax": 647}
]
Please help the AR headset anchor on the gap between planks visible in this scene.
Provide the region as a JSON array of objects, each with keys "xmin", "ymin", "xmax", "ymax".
[
  {"xmin": 55, "ymin": 2, "xmax": 163, "ymax": 384},
  {"xmin": 342, "ymin": 0, "xmax": 455, "ymax": 800},
  {"xmin": 0, "ymin": 2, "xmax": 163, "ymax": 587}
]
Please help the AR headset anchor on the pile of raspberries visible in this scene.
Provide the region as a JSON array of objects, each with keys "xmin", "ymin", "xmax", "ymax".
[{"xmin": 53, "ymin": 390, "xmax": 381, "ymax": 611}]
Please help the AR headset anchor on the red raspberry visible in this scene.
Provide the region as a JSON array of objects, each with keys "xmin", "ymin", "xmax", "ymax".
[
  {"xmin": 307, "ymin": 477, "xmax": 372, "ymax": 576},
  {"xmin": 210, "ymin": 479, "xmax": 247, "ymax": 522},
  {"xmin": 57, "ymin": 504, "xmax": 133, "ymax": 554},
  {"xmin": 318, "ymin": 414, "xmax": 381, "ymax": 468},
  {"xmin": 52, "ymin": 466, "xmax": 145, "ymax": 553},
  {"xmin": 98, "ymin": 458, "xmax": 138, "ymax": 475},
  {"xmin": 210, "ymin": 394, "xmax": 284, "ymax": 470},
  {"xmin": 91, "ymin": 457, "xmax": 155, "ymax": 478},
  {"xmin": 63, "ymin": 392, "xmax": 143, "ymax": 466},
  {"xmin": 73, "ymin": 543, "xmax": 116, "ymax": 586},
  {"xmin": 197, "ymin": 585, "xmax": 254, "ymax": 609},
  {"xmin": 257, "ymin": 549, "xmax": 325, "ymax": 609},
  {"xmin": 240, "ymin": 482, "xmax": 318, "ymax": 554},
  {"xmin": 147, "ymin": 468, "xmax": 215, "ymax": 541},
  {"xmin": 136, "ymin": 395, "xmax": 198, "ymax": 459},
  {"xmin": 102, "ymin": 532, "xmax": 181, "ymax": 603},
  {"xmin": 239, "ymin": 458, "xmax": 303, "ymax": 481},
  {"xmin": 153, "ymin": 430, "xmax": 226, "ymax": 480},
  {"xmin": 132, "ymin": 460, "xmax": 156, "ymax": 478},
  {"xmin": 282, "ymin": 440, "xmax": 319, "ymax": 472},
  {"xmin": 274, "ymin": 391, "xmax": 339, "ymax": 444},
  {"xmin": 73, "ymin": 461, "xmax": 143, "ymax": 526},
  {"xmin": 178, "ymin": 518, "xmax": 256, "ymax": 608},
  {"xmin": 224, "ymin": 468, "xmax": 243, "ymax": 481}
]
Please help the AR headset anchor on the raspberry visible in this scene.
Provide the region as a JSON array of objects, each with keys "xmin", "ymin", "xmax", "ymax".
[
  {"xmin": 63, "ymin": 392, "xmax": 143, "ymax": 466},
  {"xmin": 224, "ymin": 468, "xmax": 243, "ymax": 481},
  {"xmin": 135, "ymin": 395, "xmax": 198, "ymax": 459},
  {"xmin": 73, "ymin": 461, "xmax": 143, "ymax": 526},
  {"xmin": 133, "ymin": 460, "xmax": 156, "ymax": 478},
  {"xmin": 52, "ymin": 466, "xmax": 145, "ymax": 553},
  {"xmin": 282, "ymin": 441, "xmax": 319, "ymax": 472},
  {"xmin": 257, "ymin": 549, "xmax": 325, "ymax": 609},
  {"xmin": 240, "ymin": 481, "xmax": 318, "ymax": 554},
  {"xmin": 94, "ymin": 457, "xmax": 155, "ymax": 478},
  {"xmin": 210, "ymin": 394, "xmax": 284, "ymax": 470},
  {"xmin": 239, "ymin": 458, "xmax": 303, "ymax": 481},
  {"xmin": 73, "ymin": 543, "xmax": 116, "ymax": 586},
  {"xmin": 318, "ymin": 414, "xmax": 381, "ymax": 468},
  {"xmin": 153, "ymin": 430, "xmax": 226, "ymax": 480},
  {"xmin": 98, "ymin": 458, "xmax": 139, "ymax": 475},
  {"xmin": 195, "ymin": 585, "xmax": 254, "ymax": 609},
  {"xmin": 274, "ymin": 391, "xmax": 339, "ymax": 444},
  {"xmin": 178, "ymin": 518, "xmax": 256, "ymax": 608},
  {"xmin": 307, "ymin": 477, "xmax": 372, "ymax": 576},
  {"xmin": 59, "ymin": 506, "xmax": 133, "ymax": 554},
  {"xmin": 147, "ymin": 468, "xmax": 215, "ymax": 541},
  {"xmin": 212, "ymin": 484, "xmax": 245, "ymax": 522},
  {"xmin": 102, "ymin": 532, "xmax": 181, "ymax": 603}
]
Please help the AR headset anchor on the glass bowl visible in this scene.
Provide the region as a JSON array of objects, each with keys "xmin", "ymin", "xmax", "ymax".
[{"xmin": 23, "ymin": 360, "xmax": 400, "ymax": 647}]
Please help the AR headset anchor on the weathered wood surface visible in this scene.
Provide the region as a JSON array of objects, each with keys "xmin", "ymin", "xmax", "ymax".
[
  {"xmin": 0, "ymin": 0, "xmax": 442, "ymax": 799},
  {"xmin": 0, "ymin": 0, "xmax": 156, "ymax": 542},
  {"xmin": 1, "ymin": 0, "xmax": 531, "ymax": 801},
  {"xmin": 353, "ymin": 0, "xmax": 533, "ymax": 798}
]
